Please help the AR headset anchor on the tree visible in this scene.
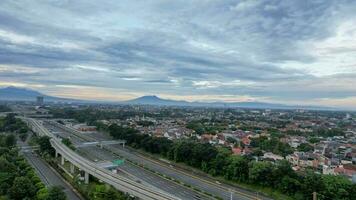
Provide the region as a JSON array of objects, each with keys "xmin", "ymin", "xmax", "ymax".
[
  {"xmin": 208, "ymin": 147, "xmax": 231, "ymax": 176},
  {"xmin": 320, "ymin": 175, "xmax": 353, "ymax": 200},
  {"xmin": 274, "ymin": 160, "xmax": 296, "ymax": 180},
  {"xmin": 19, "ymin": 132, "xmax": 28, "ymax": 142},
  {"xmin": 89, "ymin": 185, "xmax": 124, "ymax": 200},
  {"xmin": 8, "ymin": 176, "xmax": 37, "ymax": 200},
  {"xmin": 226, "ymin": 137, "xmax": 237, "ymax": 144},
  {"xmin": 38, "ymin": 136, "xmax": 55, "ymax": 155},
  {"xmin": 90, "ymin": 185, "xmax": 108, "ymax": 200},
  {"xmin": 224, "ymin": 156, "xmax": 249, "ymax": 182},
  {"xmin": 301, "ymin": 170, "xmax": 324, "ymax": 199},
  {"xmin": 4, "ymin": 135, "xmax": 16, "ymax": 148},
  {"xmin": 36, "ymin": 186, "xmax": 67, "ymax": 200},
  {"xmin": 45, "ymin": 186, "xmax": 67, "ymax": 200},
  {"xmin": 36, "ymin": 188, "xmax": 49, "ymax": 200},
  {"xmin": 248, "ymin": 161, "xmax": 274, "ymax": 186},
  {"xmin": 279, "ymin": 176, "xmax": 300, "ymax": 195},
  {"xmin": 297, "ymin": 143, "xmax": 314, "ymax": 152},
  {"xmin": 61, "ymin": 138, "xmax": 75, "ymax": 150},
  {"xmin": 308, "ymin": 137, "xmax": 320, "ymax": 144},
  {"xmin": 251, "ymin": 148, "xmax": 263, "ymax": 157}
]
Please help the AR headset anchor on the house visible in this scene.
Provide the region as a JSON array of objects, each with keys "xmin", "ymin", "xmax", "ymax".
[
  {"xmin": 263, "ymin": 152, "xmax": 283, "ymax": 161},
  {"xmin": 232, "ymin": 147, "xmax": 242, "ymax": 155},
  {"xmin": 73, "ymin": 123, "xmax": 96, "ymax": 132},
  {"xmin": 334, "ymin": 164, "xmax": 356, "ymax": 180},
  {"xmin": 241, "ymin": 136, "xmax": 251, "ymax": 146}
]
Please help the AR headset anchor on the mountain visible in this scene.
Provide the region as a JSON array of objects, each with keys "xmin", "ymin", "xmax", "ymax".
[
  {"xmin": 124, "ymin": 95, "xmax": 191, "ymax": 106},
  {"xmin": 124, "ymin": 95, "xmax": 329, "ymax": 110},
  {"xmin": 0, "ymin": 86, "xmax": 73, "ymax": 102}
]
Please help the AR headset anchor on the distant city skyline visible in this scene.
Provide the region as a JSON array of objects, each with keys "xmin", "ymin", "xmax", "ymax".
[{"xmin": 0, "ymin": 1, "xmax": 356, "ymax": 109}]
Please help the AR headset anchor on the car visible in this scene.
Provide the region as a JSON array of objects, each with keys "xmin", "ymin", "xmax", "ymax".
[{"xmin": 194, "ymin": 195, "xmax": 201, "ymax": 199}]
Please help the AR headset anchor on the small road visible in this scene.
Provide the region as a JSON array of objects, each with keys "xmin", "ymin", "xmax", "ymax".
[{"xmin": 18, "ymin": 138, "xmax": 82, "ymax": 200}]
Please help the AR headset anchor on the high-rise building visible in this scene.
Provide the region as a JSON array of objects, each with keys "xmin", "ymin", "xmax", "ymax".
[{"xmin": 36, "ymin": 96, "xmax": 44, "ymax": 106}]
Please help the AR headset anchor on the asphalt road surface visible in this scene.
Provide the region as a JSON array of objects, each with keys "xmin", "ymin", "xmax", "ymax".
[
  {"xmin": 85, "ymin": 132, "xmax": 264, "ymax": 200},
  {"xmin": 78, "ymin": 146, "xmax": 206, "ymax": 200},
  {"xmin": 45, "ymin": 122, "xmax": 211, "ymax": 200},
  {"xmin": 44, "ymin": 121, "xmax": 270, "ymax": 200},
  {"xmin": 18, "ymin": 136, "xmax": 82, "ymax": 200}
]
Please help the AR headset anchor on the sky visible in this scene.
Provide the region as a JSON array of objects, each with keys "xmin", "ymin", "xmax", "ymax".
[{"xmin": 0, "ymin": 0, "xmax": 356, "ymax": 109}]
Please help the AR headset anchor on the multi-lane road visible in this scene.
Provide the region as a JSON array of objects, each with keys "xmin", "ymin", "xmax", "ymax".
[
  {"xmin": 18, "ymin": 137, "xmax": 82, "ymax": 200},
  {"xmin": 45, "ymin": 121, "xmax": 211, "ymax": 200},
  {"xmin": 46, "ymin": 120, "xmax": 269, "ymax": 200},
  {"xmin": 26, "ymin": 117, "xmax": 182, "ymax": 200}
]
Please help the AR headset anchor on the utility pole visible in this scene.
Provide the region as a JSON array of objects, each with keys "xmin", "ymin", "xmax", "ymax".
[
  {"xmin": 313, "ymin": 192, "xmax": 317, "ymax": 200},
  {"xmin": 230, "ymin": 189, "xmax": 233, "ymax": 200}
]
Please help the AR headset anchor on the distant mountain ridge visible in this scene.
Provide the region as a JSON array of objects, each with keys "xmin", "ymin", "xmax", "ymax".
[
  {"xmin": 124, "ymin": 95, "xmax": 190, "ymax": 106},
  {"xmin": 0, "ymin": 87, "xmax": 333, "ymax": 110},
  {"xmin": 0, "ymin": 86, "xmax": 72, "ymax": 102},
  {"xmin": 124, "ymin": 95, "xmax": 330, "ymax": 110}
]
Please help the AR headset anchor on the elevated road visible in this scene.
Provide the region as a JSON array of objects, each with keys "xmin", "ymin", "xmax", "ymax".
[
  {"xmin": 44, "ymin": 120, "xmax": 212, "ymax": 199},
  {"xmin": 23, "ymin": 117, "xmax": 180, "ymax": 200},
  {"xmin": 48, "ymin": 120, "xmax": 265, "ymax": 200}
]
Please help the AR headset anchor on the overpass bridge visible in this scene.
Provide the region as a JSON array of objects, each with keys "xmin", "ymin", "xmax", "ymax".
[
  {"xmin": 75, "ymin": 140, "xmax": 126, "ymax": 148},
  {"xmin": 22, "ymin": 117, "xmax": 180, "ymax": 200}
]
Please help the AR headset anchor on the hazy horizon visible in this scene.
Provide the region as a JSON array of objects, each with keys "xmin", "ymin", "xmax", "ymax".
[{"xmin": 1, "ymin": 1, "xmax": 356, "ymax": 109}]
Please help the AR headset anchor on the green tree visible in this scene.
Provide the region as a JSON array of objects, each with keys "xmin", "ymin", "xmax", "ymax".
[
  {"xmin": 226, "ymin": 137, "xmax": 237, "ymax": 144},
  {"xmin": 61, "ymin": 138, "xmax": 75, "ymax": 150},
  {"xmin": 224, "ymin": 156, "xmax": 249, "ymax": 182},
  {"xmin": 308, "ymin": 137, "xmax": 320, "ymax": 144},
  {"xmin": 90, "ymin": 185, "xmax": 107, "ymax": 200},
  {"xmin": 45, "ymin": 186, "xmax": 67, "ymax": 200},
  {"xmin": 301, "ymin": 170, "xmax": 324, "ymax": 199},
  {"xmin": 320, "ymin": 175, "xmax": 353, "ymax": 200},
  {"xmin": 89, "ymin": 185, "xmax": 124, "ymax": 200},
  {"xmin": 36, "ymin": 188, "xmax": 49, "ymax": 200},
  {"xmin": 19, "ymin": 132, "xmax": 28, "ymax": 142},
  {"xmin": 38, "ymin": 136, "xmax": 55, "ymax": 155},
  {"xmin": 208, "ymin": 147, "xmax": 231, "ymax": 176},
  {"xmin": 279, "ymin": 176, "xmax": 300, "ymax": 195},
  {"xmin": 248, "ymin": 161, "xmax": 274, "ymax": 186},
  {"xmin": 297, "ymin": 143, "xmax": 314, "ymax": 152},
  {"xmin": 8, "ymin": 176, "xmax": 37, "ymax": 200},
  {"xmin": 4, "ymin": 135, "xmax": 16, "ymax": 148}
]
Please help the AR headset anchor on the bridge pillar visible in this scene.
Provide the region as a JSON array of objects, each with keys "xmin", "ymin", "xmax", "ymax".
[
  {"xmin": 84, "ymin": 171, "xmax": 89, "ymax": 184},
  {"xmin": 55, "ymin": 150, "xmax": 58, "ymax": 158},
  {"xmin": 61, "ymin": 156, "xmax": 65, "ymax": 165},
  {"xmin": 70, "ymin": 163, "xmax": 75, "ymax": 174}
]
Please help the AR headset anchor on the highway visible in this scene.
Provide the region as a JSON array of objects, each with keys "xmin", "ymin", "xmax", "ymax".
[
  {"xmin": 44, "ymin": 121, "xmax": 212, "ymax": 200},
  {"xmin": 18, "ymin": 137, "xmax": 82, "ymax": 200},
  {"xmin": 25, "ymin": 118, "xmax": 182, "ymax": 200},
  {"xmin": 47, "ymin": 120, "xmax": 267, "ymax": 200}
]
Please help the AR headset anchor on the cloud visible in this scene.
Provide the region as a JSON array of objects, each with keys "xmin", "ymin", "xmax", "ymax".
[{"xmin": 0, "ymin": 0, "xmax": 356, "ymax": 108}]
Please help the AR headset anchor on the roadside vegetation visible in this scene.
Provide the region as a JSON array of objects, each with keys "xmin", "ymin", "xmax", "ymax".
[
  {"xmin": 0, "ymin": 113, "xmax": 29, "ymax": 141},
  {"xmin": 0, "ymin": 114, "xmax": 66, "ymax": 200},
  {"xmin": 61, "ymin": 138, "xmax": 76, "ymax": 150},
  {"xmin": 105, "ymin": 123, "xmax": 355, "ymax": 200}
]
